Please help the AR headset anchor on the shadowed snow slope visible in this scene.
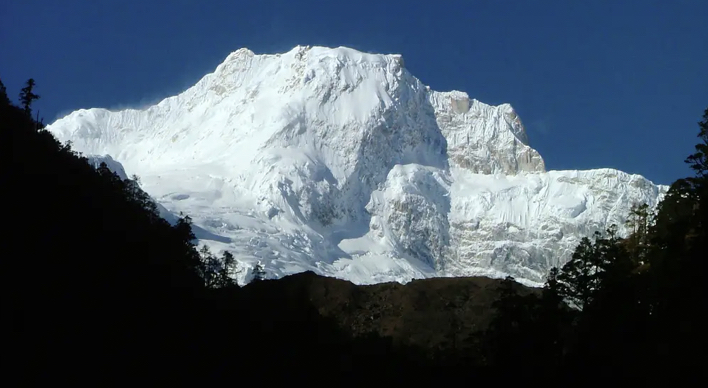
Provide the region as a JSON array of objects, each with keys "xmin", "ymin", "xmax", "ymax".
[{"xmin": 47, "ymin": 46, "xmax": 666, "ymax": 286}]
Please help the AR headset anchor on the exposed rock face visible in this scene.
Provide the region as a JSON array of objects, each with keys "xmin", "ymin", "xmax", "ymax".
[{"xmin": 430, "ymin": 92, "xmax": 545, "ymax": 174}]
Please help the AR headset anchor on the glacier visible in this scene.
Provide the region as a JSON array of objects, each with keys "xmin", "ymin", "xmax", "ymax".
[{"xmin": 46, "ymin": 45, "xmax": 667, "ymax": 286}]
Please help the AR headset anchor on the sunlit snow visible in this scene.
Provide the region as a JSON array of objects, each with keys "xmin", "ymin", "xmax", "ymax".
[{"xmin": 47, "ymin": 46, "xmax": 667, "ymax": 286}]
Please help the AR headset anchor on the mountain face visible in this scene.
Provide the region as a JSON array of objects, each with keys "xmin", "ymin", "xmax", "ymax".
[{"xmin": 47, "ymin": 46, "xmax": 666, "ymax": 286}]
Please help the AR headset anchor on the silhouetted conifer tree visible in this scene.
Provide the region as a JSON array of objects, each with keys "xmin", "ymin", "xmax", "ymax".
[
  {"xmin": 0, "ymin": 78, "xmax": 9, "ymax": 106},
  {"xmin": 252, "ymin": 261, "xmax": 266, "ymax": 281},
  {"xmin": 19, "ymin": 78, "xmax": 39, "ymax": 116}
]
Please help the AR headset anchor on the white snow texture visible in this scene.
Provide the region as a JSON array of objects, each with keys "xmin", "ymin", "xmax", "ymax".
[{"xmin": 47, "ymin": 46, "xmax": 667, "ymax": 287}]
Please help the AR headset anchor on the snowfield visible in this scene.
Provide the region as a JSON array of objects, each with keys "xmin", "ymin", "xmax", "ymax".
[{"xmin": 47, "ymin": 46, "xmax": 667, "ymax": 286}]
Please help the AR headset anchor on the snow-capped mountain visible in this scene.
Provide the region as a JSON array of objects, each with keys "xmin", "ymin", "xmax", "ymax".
[{"xmin": 46, "ymin": 46, "xmax": 667, "ymax": 286}]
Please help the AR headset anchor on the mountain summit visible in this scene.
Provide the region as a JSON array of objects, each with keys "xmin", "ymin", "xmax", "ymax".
[{"xmin": 47, "ymin": 46, "xmax": 666, "ymax": 286}]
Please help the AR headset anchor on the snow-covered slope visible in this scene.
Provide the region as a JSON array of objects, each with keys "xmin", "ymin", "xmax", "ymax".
[{"xmin": 47, "ymin": 46, "xmax": 666, "ymax": 286}]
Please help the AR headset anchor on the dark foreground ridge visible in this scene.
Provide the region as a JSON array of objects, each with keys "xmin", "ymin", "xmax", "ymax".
[
  {"xmin": 1, "ymin": 78, "xmax": 514, "ymax": 383},
  {"xmin": 3, "ymin": 79, "xmax": 706, "ymax": 384},
  {"xmin": 248, "ymin": 271, "xmax": 534, "ymax": 349}
]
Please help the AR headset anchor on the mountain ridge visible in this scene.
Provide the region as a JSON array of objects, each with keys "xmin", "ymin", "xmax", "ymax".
[{"xmin": 46, "ymin": 45, "xmax": 667, "ymax": 286}]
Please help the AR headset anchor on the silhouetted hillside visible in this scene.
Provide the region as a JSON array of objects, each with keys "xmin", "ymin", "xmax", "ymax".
[
  {"xmin": 3, "ymin": 78, "xmax": 705, "ymax": 384},
  {"xmin": 247, "ymin": 272, "xmax": 536, "ymax": 348},
  {"xmin": 1, "ymin": 79, "xmax": 501, "ymax": 383}
]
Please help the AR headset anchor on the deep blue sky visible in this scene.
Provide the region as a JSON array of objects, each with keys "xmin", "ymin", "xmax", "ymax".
[{"xmin": 2, "ymin": 0, "xmax": 706, "ymax": 185}]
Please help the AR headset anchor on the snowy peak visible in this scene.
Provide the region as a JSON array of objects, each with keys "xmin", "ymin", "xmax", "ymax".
[
  {"xmin": 46, "ymin": 45, "xmax": 662, "ymax": 286},
  {"xmin": 50, "ymin": 45, "xmax": 538, "ymax": 176}
]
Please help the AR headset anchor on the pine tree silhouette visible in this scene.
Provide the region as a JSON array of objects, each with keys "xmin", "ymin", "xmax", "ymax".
[{"xmin": 19, "ymin": 78, "xmax": 40, "ymax": 116}]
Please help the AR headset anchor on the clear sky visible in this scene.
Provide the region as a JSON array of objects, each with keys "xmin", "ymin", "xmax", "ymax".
[{"xmin": 2, "ymin": 0, "xmax": 706, "ymax": 185}]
